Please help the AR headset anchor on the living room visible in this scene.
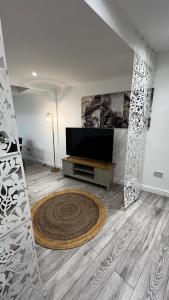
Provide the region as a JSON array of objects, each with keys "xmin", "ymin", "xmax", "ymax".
[{"xmin": 1, "ymin": 1, "xmax": 169, "ymax": 300}]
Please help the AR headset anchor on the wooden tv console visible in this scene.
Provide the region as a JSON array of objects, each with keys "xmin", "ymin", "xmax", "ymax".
[{"xmin": 62, "ymin": 156, "xmax": 115, "ymax": 190}]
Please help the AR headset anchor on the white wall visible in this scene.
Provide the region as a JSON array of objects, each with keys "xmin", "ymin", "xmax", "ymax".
[
  {"xmin": 13, "ymin": 60, "xmax": 169, "ymax": 196},
  {"xmin": 13, "ymin": 75, "xmax": 131, "ymax": 182},
  {"xmin": 142, "ymin": 52, "xmax": 169, "ymax": 196},
  {"xmin": 13, "ymin": 89, "xmax": 57, "ymax": 166},
  {"xmin": 56, "ymin": 75, "xmax": 132, "ymax": 182},
  {"xmin": 56, "ymin": 62, "xmax": 169, "ymax": 195}
]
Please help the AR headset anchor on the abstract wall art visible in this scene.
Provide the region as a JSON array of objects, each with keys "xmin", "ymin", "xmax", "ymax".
[
  {"xmin": 81, "ymin": 90, "xmax": 153, "ymax": 130},
  {"xmin": 81, "ymin": 92, "xmax": 130, "ymax": 129}
]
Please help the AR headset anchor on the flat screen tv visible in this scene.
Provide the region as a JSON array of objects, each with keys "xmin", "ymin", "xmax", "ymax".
[{"xmin": 66, "ymin": 128, "xmax": 114, "ymax": 162}]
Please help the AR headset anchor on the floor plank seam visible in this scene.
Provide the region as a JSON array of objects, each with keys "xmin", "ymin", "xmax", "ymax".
[
  {"xmin": 114, "ymin": 269, "xmax": 134, "ymax": 290},
  {"xmin": 80, "ymin": 223, "xmax": 139, "ymax": 299},
  {"xmin": 42, "ymin": 249, "xmax": 80, "ymax": 287},
  {"xmin": 128, "ymin": 205, "xmax": 169, "ymax": 292},
  {"xmin": 113, "ymin": 197, "xmax": 168, "ymax": 290},
  {"xmin": 164, "ymin": 277, "xmax": 169, "ymax": 299},
  {"xmin": 92, "ymin": 270, "xmax": 119, "ymax": 300}
]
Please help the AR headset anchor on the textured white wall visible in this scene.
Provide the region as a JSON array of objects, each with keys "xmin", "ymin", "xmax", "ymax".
[
  {"xmin": 13, "ymin": 89, "xmax": 57, "ymax": 166},
  {"xmin": 141, "ymin": 52, "xmax": 169, "ymax": 196}
]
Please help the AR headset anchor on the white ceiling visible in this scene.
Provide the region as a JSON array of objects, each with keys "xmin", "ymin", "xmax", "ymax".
[
  {"xmin": 0, "ymin": 0, "xmax": 133, "ymax": 89},
  {"xmin": 116, "ymin": 0, "xmax": 169, "ymax": 52}
]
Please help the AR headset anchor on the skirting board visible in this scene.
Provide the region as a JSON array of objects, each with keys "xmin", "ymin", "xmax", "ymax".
[
  {"xmin": 113, "ymin": 178, "xmax": 124, "ymax": 185},
  {"xmin": 114, "ymin": 179, "xmax": 169, "ymax": 198},
  {"xmin": 23, "ymin": 155, "xmax": 61, "ymax": 169},
  {"xmin": 141, "ymin": 184, "xmax": 169, "ymax": 198}
]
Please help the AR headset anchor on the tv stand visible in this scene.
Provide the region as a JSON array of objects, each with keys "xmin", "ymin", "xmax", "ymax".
[{"xmin": 62, "ymin": 156, "xmax": 115, "ymax": 190}]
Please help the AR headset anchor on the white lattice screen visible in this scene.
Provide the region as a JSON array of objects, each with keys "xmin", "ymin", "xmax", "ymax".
[
  {"xmin": 0, "ymin": 21, "xmax": 43, "ymax": 300},
  {"xmin": 124, "ymin": 38, "xmax": 155, "ymax": 208}
]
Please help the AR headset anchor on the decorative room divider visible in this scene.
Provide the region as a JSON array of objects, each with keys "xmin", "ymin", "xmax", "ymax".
[
  {"xmin": 84, "ymin": 0, "xmax": 156, "ymax": 209},
  {"xmin": 124, "ymin": 38, "xmax": 155, "ymax": 208},
  {"xmin": 0, "ymin": 22, "xmax": 43, "ymax": 299}
]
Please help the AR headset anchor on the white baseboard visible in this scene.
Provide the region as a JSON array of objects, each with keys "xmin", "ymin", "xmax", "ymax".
[
  {"xmin": 140, "ymin": 184, "xmax": 169, "ymax": 198},
  {"xmin": 113, "ymin": 179, "xmax": 169, "ymax": 198},
  {"xmin": 113, "ymin": 178, "xmax": 124, "ymax": 185},
  {"xmin": 23, "ymin": 155, "xmax": 62, "ymax": 169}
]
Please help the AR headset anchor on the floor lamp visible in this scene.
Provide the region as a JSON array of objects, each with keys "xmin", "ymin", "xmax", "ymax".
[{"xmin": 46, "ymin": 112, "xmax": 60, "ymax": 172}]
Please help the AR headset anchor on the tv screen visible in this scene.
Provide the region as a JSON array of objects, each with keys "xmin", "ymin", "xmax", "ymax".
[{"xmin": 66, "ymin": 128, "xmax": 114, "ymax": 162}]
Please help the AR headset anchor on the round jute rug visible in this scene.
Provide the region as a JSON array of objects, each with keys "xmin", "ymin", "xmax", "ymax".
[{"xmin": 31, "ymin": 190, "xmax": 106, "ymax": 249}]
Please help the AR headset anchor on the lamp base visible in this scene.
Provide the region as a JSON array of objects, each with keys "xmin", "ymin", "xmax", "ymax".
[{"xmin": 51, "ymin": 167, "xmax": 60, "ymax": 172}]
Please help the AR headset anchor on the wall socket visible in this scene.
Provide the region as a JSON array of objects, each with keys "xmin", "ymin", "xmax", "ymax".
[{"xmin": 153, "ymin": 171, "xmax": 163, "ymax": 178}]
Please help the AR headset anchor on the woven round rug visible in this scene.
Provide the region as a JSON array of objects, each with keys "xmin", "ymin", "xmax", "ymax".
[{"xmin": 31, "ymin": 190, "xmax": 106, "ymax": 249}]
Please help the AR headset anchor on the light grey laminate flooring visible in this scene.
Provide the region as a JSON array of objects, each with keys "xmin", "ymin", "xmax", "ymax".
[{"xmin": 25, "ymin": 161, "xmax": 169, "ymax": 300}]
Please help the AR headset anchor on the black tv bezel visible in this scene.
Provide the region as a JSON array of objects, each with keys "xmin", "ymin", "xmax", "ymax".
[{"xmin": 66, "ymin": 127, "xmax": 114, "ymax": 163}]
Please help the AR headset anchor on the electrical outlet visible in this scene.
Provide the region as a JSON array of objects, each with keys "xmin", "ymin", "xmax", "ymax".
[{"xmin": 153, "ymin": 171, "xmax": 163, "ymax": 178}]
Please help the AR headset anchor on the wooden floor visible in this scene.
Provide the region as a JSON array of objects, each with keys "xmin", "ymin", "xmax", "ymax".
[{"xmin": 26, "ymin": 161, "xmax": 169, "ymax": 300}]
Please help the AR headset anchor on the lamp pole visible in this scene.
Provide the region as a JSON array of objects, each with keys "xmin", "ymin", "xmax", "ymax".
[{"xmin": 47, "ymin": 113, "xmax": 59, "ymax": 172}]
